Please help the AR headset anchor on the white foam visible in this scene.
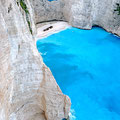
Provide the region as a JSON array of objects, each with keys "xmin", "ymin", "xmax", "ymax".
[{"xmin": 69, "ymin": 109, "xmax": 76, "ymax": 120}]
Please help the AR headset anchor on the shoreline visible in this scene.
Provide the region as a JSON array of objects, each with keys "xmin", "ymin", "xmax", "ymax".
[{"xmin": 36, "ymin": 21, "xmax": 71, "ymax": 40}]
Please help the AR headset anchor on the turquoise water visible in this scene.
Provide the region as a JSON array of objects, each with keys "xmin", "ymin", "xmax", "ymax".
[{"xmin": 37, "ymin": 27, "xmax": 120, "ymax": 120}]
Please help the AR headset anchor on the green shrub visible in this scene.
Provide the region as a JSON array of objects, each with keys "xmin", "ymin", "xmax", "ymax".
[
  {"xmin": 20, "ymin": 0, "xmax": 29, "ymax": 14},
  {"xmin": 114, "ymin": 3, "xmax": 120, "ymax": 15},
  {"xmin": 27, "ymin": 20, "xmax": 33, "ymax": 34},
  {"xmin": 18, "ymin": 0, "xmax": 32, "ymax": 34}
]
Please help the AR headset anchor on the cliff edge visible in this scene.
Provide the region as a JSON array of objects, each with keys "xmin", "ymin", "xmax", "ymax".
[
  {"xmin": 31, "ymin": 0, "xmax": 120, "ymax": 36},
  {"xmin": 0, "ymin": 0, "xmax": 120, "ymax": 119},
  {"xmin": 0, "ymin": 0, "xmax": 71, "ymax": 120}
]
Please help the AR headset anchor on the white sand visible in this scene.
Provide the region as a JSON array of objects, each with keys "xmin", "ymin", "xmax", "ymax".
[{"xmin": 36, "ymin": 22, "xmax": 71, "ymax": 40}]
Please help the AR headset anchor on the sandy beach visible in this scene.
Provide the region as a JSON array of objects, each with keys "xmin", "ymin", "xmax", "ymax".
[{"xmin": 36, "ymin": 21, "xmax": 71, "ymax": 40}]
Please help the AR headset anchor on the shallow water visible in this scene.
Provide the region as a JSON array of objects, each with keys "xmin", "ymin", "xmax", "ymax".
[{"xmin": 37, "ymin": 27, "xmax": 120, "ymax": 120}]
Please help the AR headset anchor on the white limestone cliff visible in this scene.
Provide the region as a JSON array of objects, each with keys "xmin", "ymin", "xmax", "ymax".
[
  {"xmin": 29, "ymin": 0, "xmax": 65, "ymax": 24},
  {"xmin": 0, "ymin": 0, "xmax": 71, "ymax": 120},
  {"xmin": 31, "ymin": 0, "xmax": 120, "ymax": 36},
  {"xmin": 1, "ymin": 0, "xmax": 120, "ymax": 120},
  {"xmin": 63, "ymin": 0, "xmax": 120, "ymax": 35}
]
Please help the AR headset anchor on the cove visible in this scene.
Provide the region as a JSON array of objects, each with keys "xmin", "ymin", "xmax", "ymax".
[{"xmin": 37, "ymin": 27, "xmax": 120, "ymax": 120}]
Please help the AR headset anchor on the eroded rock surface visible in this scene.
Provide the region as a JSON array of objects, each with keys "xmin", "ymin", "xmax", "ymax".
[
  {"xmin": 30, "ymin": 0, "xmax": 65, "ymax": 24},
  {"xmin": 63, "ymin": 0, "xmax": 120, "ymax": 35},
  {"xmin": 0, "ymin": 0, "xmax": 71, "ymax": 120},
  {"xmin": 31, "ymin": 0, "xmax": 120, "ymax": 36},
  {"xmin": 1, "ymin": 0, "xmax": 120, "ymax": 119}
]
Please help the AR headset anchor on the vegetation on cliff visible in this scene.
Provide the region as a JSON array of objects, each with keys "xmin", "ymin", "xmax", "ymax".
[
  {"xmin": 114, "ymin": 3, "xmax": 120, "ymax": 15},
  {"xmin": 17, "ymin": 0, "xmax": 32, "ymax": 34}
]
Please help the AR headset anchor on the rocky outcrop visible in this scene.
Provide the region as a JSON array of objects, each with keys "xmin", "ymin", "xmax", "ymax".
[
  {"xmin": 0, "ymin": 0, "xmax": 70, "ymax": 120},
  {"xmin": 29, "ymin": 0, "xmax": 65, "ymax": 24},
  {"xmin": 1, "ymin": 0, "xmax": 120, "ymax": 119},
  {"xmin": 31, "ymin": 0, "xmax": 120, "ymax": 36},
  {"xmin": 63, "ymin": 0, "xmax": 120, "ymax": 35}
]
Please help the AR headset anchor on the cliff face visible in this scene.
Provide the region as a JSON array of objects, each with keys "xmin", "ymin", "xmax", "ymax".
[
  {"xmin": 29, "ymin": 0, "xmax": 65, "ymax": 24},
  {"xmin": 0, "ymin": 0, "xmax": 70, "ymax": 120},
  {"xmin": 31, "ymin": 0, "xmax": 120, "ymax": 36},
  {"xmin": 1, "ymin": 0, "xmax": 120, "ymax": 119},
  {"xmin": 63, "ymin": 0, "xmax": 120, "ymax": 35}
]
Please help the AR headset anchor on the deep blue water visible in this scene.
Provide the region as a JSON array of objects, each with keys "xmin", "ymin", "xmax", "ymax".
[
  {"xmin": 48, "ymin": 0, "xmax": 56, "ymax": 1},
  {"xmin": 37, "ymin": 27, "xmax": 120, "ymax": 120}
]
